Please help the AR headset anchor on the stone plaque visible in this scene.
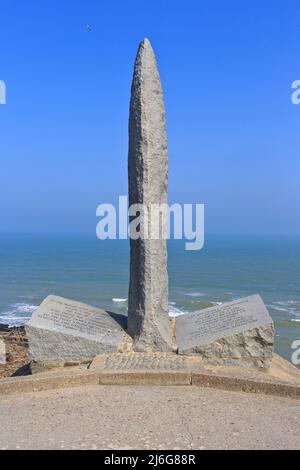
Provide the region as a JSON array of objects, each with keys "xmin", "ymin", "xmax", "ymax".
[
  {"xmin": 26, "ymin": 295, "xmax": 126, "ymax": 362},
  {"xmin": 175, "ymin": 295, "xmax": 274, "ymax": 368}
]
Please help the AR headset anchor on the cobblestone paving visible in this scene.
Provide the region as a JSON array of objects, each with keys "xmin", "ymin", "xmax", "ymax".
[{"xmin": 90, "ymin": 352, "xmax": 197, "ymax": 371}]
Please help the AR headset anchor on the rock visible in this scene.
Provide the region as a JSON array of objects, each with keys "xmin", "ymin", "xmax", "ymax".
[
  {"xmin": 29, "ymin": 359, "xmax": 89, "ymax": 375},
  {"xmin": 175, "ymin": 295, "xmax": 274, "ymax": 368},
  {"xmin": 127, "ymin": 38, "xmax": 173, "ymax": 352},
  {"xmin": 187, "ymin": 325, "xmax": 275, "ymax": 368},
  {"xmin": 25, "ymin": 295, "xmax": 126, "ymax": 362}
]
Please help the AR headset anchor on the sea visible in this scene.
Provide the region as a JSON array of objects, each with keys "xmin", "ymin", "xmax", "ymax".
[{"xmin": 0, "ymin": 234, "xmax": 299, "ymax": 366}]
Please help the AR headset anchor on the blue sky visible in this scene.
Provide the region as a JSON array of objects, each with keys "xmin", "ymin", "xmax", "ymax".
[{"xmin": 0, "ymin": 0, "xmax": 299, "ymax": 235}]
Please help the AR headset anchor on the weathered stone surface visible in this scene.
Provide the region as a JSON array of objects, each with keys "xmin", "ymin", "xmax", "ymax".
[
  {"xmin": 89, "ymin": 352, "xmax": 192, "ymax": 372},
  {"xmin": 127, "ymin": 38, "xmax": 173, "ymax": 352},
  {"xmin": 98, "ymin": 370, "xmax": 192, "ymax": 386},
  {"xmin": 0, "ymin": 370, "xmax": 101, "ymax": 396},
  {"xmin": 191, "ymin": 371, "xmax": 300, "ymax": 399},
  {"xmin": 25, "ymin": 295, "xmax": 125, "ymax": 362},
  {"xmin": 29, "ymin": 360, "xmax": 89, "ymax": 375},
  {"xmin": 176, "ymin": 295, "xmax": 274, "ymax": 368},
  {"xmin": 0, "ymin": 339, "xmax": 6, "ymax": 364}
]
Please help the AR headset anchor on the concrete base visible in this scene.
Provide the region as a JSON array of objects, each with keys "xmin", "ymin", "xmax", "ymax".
[{"xmin": 0, "ymin": 353, "xmax": 299, "ymax": 400}]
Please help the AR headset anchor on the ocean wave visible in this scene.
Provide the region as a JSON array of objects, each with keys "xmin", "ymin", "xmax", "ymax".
[
  {"xmin": 168, "ymin": 304, "xmax": 186, "ymax": 317},
  {"xmin": 0, "ymin": 303, "xmax": 37, "ymax": 327},
  {"xmin": 269, "ymin": 304, "xmax": 289, "ymax": 313},
  {"xmin": 185, "ymin": 292, "xmax": 205, "ymax": 297},
  {"xmin": 112, "ymin": 298, "xmax": 127, "ymax": 303},
  {"xmin": 268, "ymin": 301, "xmax": 300, "ymax": 318},
  {"xmin": 11, "ymin": 303, "xmax": 37, "ymax": 313},
  {"xmin": 0, "ymin": 315, "xmax": 31, "ymax": 323},
  {"xmin": 276, "ymin": 300, "xmax": 299, "ymax": 305}
]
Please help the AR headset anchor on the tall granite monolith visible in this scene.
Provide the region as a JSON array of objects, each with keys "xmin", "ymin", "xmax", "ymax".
[{"xmin": 127, "ymin": 38, "xmax": 174, "ymax": 352}]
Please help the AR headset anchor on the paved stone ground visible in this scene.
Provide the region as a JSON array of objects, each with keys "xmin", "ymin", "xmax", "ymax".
[
  {"xmin": 90, "ymin": 352, "xmax": 191, "ymax": 371},
  {"xmin": 0, "ymin": 385, "xmax": 299, "ymax": 450}
]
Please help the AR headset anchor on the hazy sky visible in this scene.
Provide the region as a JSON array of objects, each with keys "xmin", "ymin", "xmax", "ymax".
[{"xmin": 0, "ymin": 0, "xmax": 299, "ymax": 234}]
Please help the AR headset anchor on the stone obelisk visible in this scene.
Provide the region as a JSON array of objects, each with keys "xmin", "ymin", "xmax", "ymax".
[{"xmin": 127, "ymin": 38, "xmax": 174, "ymax": 352}]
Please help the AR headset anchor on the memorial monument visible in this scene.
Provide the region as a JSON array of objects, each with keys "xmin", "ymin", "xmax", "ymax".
[
  {"xmin": 176, "ymin": 295, "xmax": 274, "ymax": 368},
  {"xmin": 26, "ymin": 296, "xmax": 126, "ymax": 362},
  {"xmin": 25, "ymin": 38, "xmax": 275, "ymax": 370},
  {"xmin": 127, "ymin": 38, "xmax": 174, "ymax": 352}
]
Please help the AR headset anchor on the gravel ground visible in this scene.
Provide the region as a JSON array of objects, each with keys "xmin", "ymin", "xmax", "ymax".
[{"xmin": 0, "ymin": 385, "xmax": 299, "ymax": 450}]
